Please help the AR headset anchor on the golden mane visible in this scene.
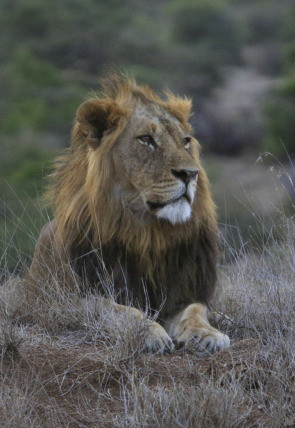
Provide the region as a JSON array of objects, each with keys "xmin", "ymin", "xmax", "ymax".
[{"xmin": 47, "ymin": 75, "xmax": 217, "ymax": 278}]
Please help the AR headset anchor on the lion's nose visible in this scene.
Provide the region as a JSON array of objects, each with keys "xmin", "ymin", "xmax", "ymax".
[{"xmin": 171, "ymin": 168, "xmax": 199, "ymax": 184}]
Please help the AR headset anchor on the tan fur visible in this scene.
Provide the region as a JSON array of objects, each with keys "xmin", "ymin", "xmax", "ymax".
[
  {"xmin": 27, "ymin": 75, "xmax": 229, "ymax": 353},
  {"xmin": 165, "ymin": 303, "xmax": 230, "ymax": 351}
]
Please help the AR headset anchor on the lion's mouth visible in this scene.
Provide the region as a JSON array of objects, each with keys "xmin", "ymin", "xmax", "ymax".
[{"xmin": 147, "ymin": 193, "xmax": 191, "ymax": 211}]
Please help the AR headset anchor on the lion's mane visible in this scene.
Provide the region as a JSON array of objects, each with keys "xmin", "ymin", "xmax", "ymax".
[{"xmin": 40, "ymin": 76, "xmax": 218, "ymax": 317}]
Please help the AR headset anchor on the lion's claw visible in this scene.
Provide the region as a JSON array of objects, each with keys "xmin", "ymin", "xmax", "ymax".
[
  {"xmin": 144, "ymin": 322, "xmax": 174, "ymax": 354},
  {"xmin": 173, "ymin": 326, "xmax": 230, "ymax": 354}
]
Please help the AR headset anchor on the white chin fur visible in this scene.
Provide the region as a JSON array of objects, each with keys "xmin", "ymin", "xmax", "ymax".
[
  {"xmin": 157, "ymin": 199, "xmax": 192, "ymax": 224},
  {"xmin": 187, "ymin": 181, "xmax": 196, "ymax": 204}
]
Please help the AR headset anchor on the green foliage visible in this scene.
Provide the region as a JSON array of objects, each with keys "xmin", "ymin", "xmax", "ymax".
[
  {"xmin": 0, "ymin": 0, "xmax": 168, "ymax": 136},
  {"xmin": 0, "ymin": 139, "xmax": 56, "ymax": 270},
  {"xmin": 11, "ymin": 48, "xmax": 63, "ymax": 88},
  {"xmin": 262, "ymin": 76, "xmax": 295, "ymax": 158},
  {"xmin": 1, "ymin": 0, "xmax": 149, "ymax": 71},
  {"xmin": 245, "ymin": 3, "xmax": 287, "ymax": 44},
  {"xmin": 0, "ymin": 200, "xmax": 48, "ymax": 271},
  {"xmin": 0, "ymin": 0, "xmax": 248, "ymax": 139},
  {"xmin": 284, "ymin": 41, "xmax": 295, "ymax": 73},
  {"xmin": 0, "ymin": 139, "xmax": 56, "ymax": 208},
  {"xmin": 282, "ymin": 3, "xmax": 295, "ymax": 43},
  {"xmin": 165, "ymin": 0, "xmax": 244, "ymax": 99},
  {"xmin": 169, "ymin": 0, "xmax": 242, "ymax": 63},
  {"xmin": 0, "ymin": 49, "xmax": 84, "ymax": 135},
  {"xmin": 1, "ymin": 146, "xmax": 54, "ymax": 195},
  {"xmin": 262, "ymin": 2, "xmax": 295, "ymax": 159}
]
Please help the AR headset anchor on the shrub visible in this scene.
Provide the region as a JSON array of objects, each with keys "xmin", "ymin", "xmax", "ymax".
[
  {"xmin": 245, "ymin": 3, "xmax": 287, "ymax": 44},
  {"xmin": 0, "ymin": 49, "xmax": 83, "ymax": 135},
  {"xmin": 262, "ymin": 76, "xmax": 295, "ymax": 158},
  {"xmin": 169, "ymin": 0, "xmax": 242, "ymax": 64}
]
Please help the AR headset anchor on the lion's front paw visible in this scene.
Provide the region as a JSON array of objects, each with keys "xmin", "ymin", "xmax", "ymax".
[
  {"xmin": 144, "ymin": 321, "xmax": 174, "ymax": 354},
  {"xmin": 173, "ymin": 322, "xmax": 230, "ymax": 354}
]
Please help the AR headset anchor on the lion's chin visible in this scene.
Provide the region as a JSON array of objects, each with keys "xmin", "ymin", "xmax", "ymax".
[{"xmin": 156, "ymin": 198, "xmax": 192, "ymax": 224}]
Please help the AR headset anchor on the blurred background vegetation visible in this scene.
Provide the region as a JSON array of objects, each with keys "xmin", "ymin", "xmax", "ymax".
[{"xmin": 0, "ymin": 0, "xmax": 295, "ymax": 270}]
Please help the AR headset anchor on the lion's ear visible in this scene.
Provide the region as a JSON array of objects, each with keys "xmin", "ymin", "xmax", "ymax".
[
  {"xmin": 76, "ymin": 99, "xmax": 125, "ymax": 149},
  {"xmin": 164, "ymin": 92, "xmax": 192, "ymax": 125}
]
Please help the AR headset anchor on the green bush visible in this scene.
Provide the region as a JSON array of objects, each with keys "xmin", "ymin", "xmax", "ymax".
[
  {"xmin": 0, "ymin": 139, "xmax": 56, "ymax": 270},
  {"xmin": 0, "ymin": 141, "xmax": 56, "ymax": 196},
  {"xmin": 0, "ymin": 49, "xmax": 83, "ymax": 135},
  {"xmin": 245, "ymin": 4, "xmax": 287, "ymax": 44},
  {"xmin": 284, "ymin": 41, "xmax": 295, "ymax": 74},
  {"xmin": 169, "ymin": 0, "xmax": 242, "ymax": 64},
  {"xmin": 262, "ymin": 76, "xmax": 295, "ymax": 158}
]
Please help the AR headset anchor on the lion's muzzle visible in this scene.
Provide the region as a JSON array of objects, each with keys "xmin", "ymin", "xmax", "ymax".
[
  {"xmin": 171, "ymin": 168, "xmax": 199, "ymax": 186},
  {"xmin": 143, "ymin": 167, "xmax": 199, "ymax": 224}
]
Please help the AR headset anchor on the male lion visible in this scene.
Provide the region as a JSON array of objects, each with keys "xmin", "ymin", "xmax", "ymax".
[{"xmin": 27, "ymin": 75, "xmax": 230, "ymax": 353}]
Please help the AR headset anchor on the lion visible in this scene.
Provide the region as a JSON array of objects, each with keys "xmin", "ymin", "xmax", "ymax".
[{"xmin": 27, "ymin": 75, "xmax": 230, "ymax": 353}]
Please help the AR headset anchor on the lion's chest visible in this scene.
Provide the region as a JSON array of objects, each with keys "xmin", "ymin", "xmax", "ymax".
[{"xmin": 71, "ymin": 240, "xmax": 199, "ymax": 316}]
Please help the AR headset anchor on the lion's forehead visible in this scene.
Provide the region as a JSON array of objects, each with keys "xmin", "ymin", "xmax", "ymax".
[{"xmin": 130, "ymin": 105, "xmax": 185, "ymax": 139}]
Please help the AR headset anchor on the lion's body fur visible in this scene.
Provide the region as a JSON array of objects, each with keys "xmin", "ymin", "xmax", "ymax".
[{"xmin": 28, "ymin": 76, "xmax": 219, "ymax": 320}]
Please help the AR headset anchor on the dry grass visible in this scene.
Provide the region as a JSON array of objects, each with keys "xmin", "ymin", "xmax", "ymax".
[{"xmin": 0, "ymin": 165, "xmax": 295, "ymax": 427}]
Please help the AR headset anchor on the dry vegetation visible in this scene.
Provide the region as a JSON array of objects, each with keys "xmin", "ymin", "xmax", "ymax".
[{"xmin": 1, "ymin": 172, "xmax": 295, "ymax": 427}]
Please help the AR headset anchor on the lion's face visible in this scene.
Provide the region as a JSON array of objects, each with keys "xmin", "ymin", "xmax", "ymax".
[
  {"xmin": 112, "ymin": 104, "xmax": 199, "ymax": 224},
  {"xmin": 76, "ymin": 84, "xmax": 201, "ymax": 225}
]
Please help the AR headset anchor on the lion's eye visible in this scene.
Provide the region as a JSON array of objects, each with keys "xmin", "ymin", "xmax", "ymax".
[
  {"xmin": 137, "ymin": 135, "xmax": 156, "ymax": 149},
  {"xmin": 183, "ymin": 137, "xmax": 191, "ymax": 149}
]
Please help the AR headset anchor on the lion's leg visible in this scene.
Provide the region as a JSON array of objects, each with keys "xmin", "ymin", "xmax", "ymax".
[
  {"xmin": 82, "ymin": 296, "xmax": 174, "ymax": 354},
  {"xmin": 165, "ymin": 303, "xmax": 230, "ymax": 353}
]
